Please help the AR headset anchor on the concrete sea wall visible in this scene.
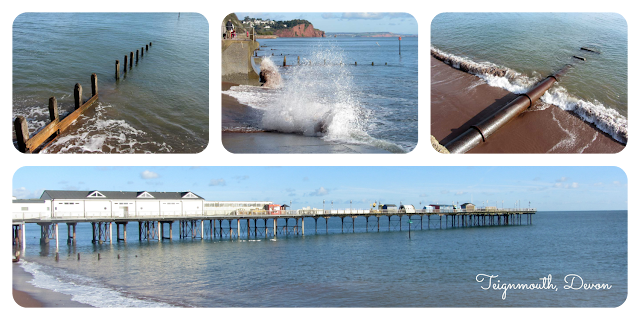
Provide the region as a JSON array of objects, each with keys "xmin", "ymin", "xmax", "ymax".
[{"xmin": 221, "ymin": 39, "xmax": 260, "ymax": 85}]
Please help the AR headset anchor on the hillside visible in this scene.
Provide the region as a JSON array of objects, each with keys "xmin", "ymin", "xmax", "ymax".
[{"xmin": 275, "ymin": 24, "xmax": 325, "ymax": 37}]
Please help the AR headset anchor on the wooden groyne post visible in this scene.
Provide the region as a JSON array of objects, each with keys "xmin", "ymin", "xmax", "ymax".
[
  {"xmin": 117, "ymin": 42, "xmax": 152, "ymax": 79},
  {"xmin": 14, "ymin": 74, "xmax": 100, "ymax": 153}
]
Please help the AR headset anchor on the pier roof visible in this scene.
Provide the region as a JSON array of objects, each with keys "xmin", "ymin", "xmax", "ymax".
[{"xmin": 40, "ymin": 190, "xmax": 204, "ymax": 200}]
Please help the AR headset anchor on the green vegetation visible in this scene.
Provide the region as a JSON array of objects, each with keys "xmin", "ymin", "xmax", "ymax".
[{"xmin": 240, "ymin": 16, "xmax": 317, "ymax": 35}]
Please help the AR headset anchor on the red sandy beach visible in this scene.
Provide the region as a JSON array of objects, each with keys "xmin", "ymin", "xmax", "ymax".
[{"xmin": 431, "ymin": 56, "xmax": 625, "ymax": 153}]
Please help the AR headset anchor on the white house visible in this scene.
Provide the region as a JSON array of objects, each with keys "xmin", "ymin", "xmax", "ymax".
[{"xmin": 38, "ymin": 190, "xmax": 205, "ymax": 219}]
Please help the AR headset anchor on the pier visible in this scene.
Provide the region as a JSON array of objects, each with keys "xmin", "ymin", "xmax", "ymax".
[{"xmin": 12, "ymin": 191, "xmax": 535, "ymax": 252}]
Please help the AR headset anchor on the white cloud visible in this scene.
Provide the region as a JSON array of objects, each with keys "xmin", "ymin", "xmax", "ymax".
[
  {"xmin": 141, "ymin": 170, "xmax": 159, "ymax": 179},
  {"xmin": 209, "ymin": 178, "xmax": 226, "ymax": 186},
  {"xmin": 571, "ymin": 182, "xmax": 579, "ymax": 189},
  {"xmin": 310, "ymin": 187, "xmax": 329, "ymax": 196}
]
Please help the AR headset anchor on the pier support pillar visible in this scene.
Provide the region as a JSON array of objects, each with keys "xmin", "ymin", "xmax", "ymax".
[
  {"xmin": 341, "ymin": 217, "xmax": 344, "ymax": 233},
  {"xmin": 39, "ymin": 223, "xmax": 55, "ymax": 246},
  {"xmin": 66, "ymin": 223, "xmax": 77, "ymax": 244},
  {"xmin": 237, "ymin": 219, "xmax": 240, "ymax": 239},
  {"xmin": 159, "ymin": 221, "xmax": 173, "ymax": 240},
  {"xmin": 116, "ymin": 222, "xmax": 128, "ymax": 242},
  {"xmin": 314, "ymin": 218, "xmax": 318, "ymax": 234},
  {"xmin": 366, "ymin": 216, "xmax": 369, "ymax": 232},
  {"xmin": 274, "ymin": 219, "xmax": 278, "ymax": 236},
  {"xmin": 301, "ymin": 218, "xmax": 304, "ymax": 235},
  {"xmin": 92, "ymin": 222, "xmax": 111, "ymax": 244},
  {"xmin": 124, "ymin": 55, "xmax": 128, "ymax": 72}
]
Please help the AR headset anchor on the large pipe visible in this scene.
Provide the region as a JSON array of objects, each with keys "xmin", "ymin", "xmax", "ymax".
[{"xmin": 445, "ymin": 64, "xmax": 572, "ymax": 154}]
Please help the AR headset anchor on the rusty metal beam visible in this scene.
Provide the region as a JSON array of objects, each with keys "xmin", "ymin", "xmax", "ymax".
[{"xmin": 445, "ymin": 65, "xmax": 572, "ymax": 154}]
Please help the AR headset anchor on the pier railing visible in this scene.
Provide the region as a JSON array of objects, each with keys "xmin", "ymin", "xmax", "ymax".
[{"xmin": 13, "ymin": 207, "xmax": 536, "ymax": 223}]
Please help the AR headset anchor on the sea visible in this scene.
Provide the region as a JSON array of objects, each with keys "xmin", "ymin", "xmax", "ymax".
[
  {"xmin": 223, "ymin": 37, "xmax": 418, "ymax": 153},
  {"xmin": 12, "ymin": 13, "xmax": 209, "ymax": 153},
  {"xmin": 16, "ymin": 211, "xmax": 627, "ymax": 307},
  {"xmin": 431, "ymin": 13, "xmax": 627, "ymax": 144}
]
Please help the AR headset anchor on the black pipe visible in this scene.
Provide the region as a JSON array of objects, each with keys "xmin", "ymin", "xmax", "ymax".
[{"xmin": 445, "ymin": 64, "xmax": 572, "ymax": 154}]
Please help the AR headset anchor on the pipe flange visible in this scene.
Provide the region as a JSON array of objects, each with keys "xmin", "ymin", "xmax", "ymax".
[
  {"xmin": 519, "ymin": 93, "xmax": 533, "ymax": 108},
  {"xmin": 471, "ymin": 125, "xmax": 486, "ymax": 142}
]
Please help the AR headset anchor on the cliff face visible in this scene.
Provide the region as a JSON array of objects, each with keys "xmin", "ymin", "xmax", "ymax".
[{"xmin": 275, "ymin": 24, "xmax": 325, "ymax": 37}]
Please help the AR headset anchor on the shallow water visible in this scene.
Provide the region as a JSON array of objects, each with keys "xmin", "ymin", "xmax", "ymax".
[
  {"xmin": 223, "ymin": 37, "xmax": 418, "ymax": 153},
  {"xmin": 431, "ymin": 13, "xmax": 627, "ymax": 144},
  {"xmin": 13, "ymin": 13, "xmax": 209, "ymax": 153}
]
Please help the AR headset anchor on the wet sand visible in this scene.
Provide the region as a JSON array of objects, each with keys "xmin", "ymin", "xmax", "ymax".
[
  {"xmin": 221, "ymin": 82, "xmax": 389, "ymax": 153},
  {"xmin": 13, "ymin": 262, "xmax": 91, "ymax": 308},
  {"xmin": 431, "ymin": 56, "xmax": 625, "ymax": 153}
]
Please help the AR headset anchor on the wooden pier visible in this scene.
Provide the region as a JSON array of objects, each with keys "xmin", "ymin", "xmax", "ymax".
[{"xmin": 12, "ymin": 208, "xmax": 535, "ymax": 251}]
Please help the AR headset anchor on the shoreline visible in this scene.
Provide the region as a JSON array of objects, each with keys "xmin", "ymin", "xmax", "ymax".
[
  {"xmin": 221, "ymin": 82, "xmax": 390, "ymax": 154},
  {"xmin": 12, "ymin": 261, "xmax": 92, "ymax": 308},
  {"xmin": 430, "ymin": 56, "xmax": 625, "ymax": 153}
]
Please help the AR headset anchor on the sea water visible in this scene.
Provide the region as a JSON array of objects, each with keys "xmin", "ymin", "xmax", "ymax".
[
  {"xmin": 431, "ymin": 13, "xmax": 627, "ymax": 144},
  {"xmin": 223, "ymin": 37, "xmax": 418, "ymax": 153},
  {"xmin": 12, "ymin": 13, "xmax": 209, "ymax": 153},
  {"xmin": 16, "ymin": 211, "xmax": 626, "ymax": 307}
]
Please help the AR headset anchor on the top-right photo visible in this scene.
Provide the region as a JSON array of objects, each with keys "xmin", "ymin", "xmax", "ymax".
[{"xmin": 431, "ymin": 13, "xmax": 627, "ymax": 153}]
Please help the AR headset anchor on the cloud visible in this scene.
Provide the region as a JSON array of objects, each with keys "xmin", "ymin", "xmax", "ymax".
[
  {"xmin": 554, "ymin": 182, "xmax": 563, "ymax": 188},
  {"xmin": 310, "ymin": 187, "xmax": 329, "ymax": 196},
  {"xmin": 556, "ymin": 177, "xmax": 568, "ymax": 182},
  {"xmin": 286, "ymin": 188, "xmax": 296, "ymax": 193},
  {"xmin": 342, "ymin": 12, "xmax": 386, "ymax": 20},
  {"xmin": 321, "ymin": 13, "xmax": 335, "ymax": 19},
  {"xmin": 141, "ymin": 170, "xmax": 159, "ymax": 179},
  {"xmin": 440, "ymin": 190, "xmax": 449, "ymax": 194},
  {"xmin": 288, "ymin": 193, "xmax": 297, "ymax": 197},
  {"xmin": 455, "ymin": 191, "xmax": 466, "ymax": 195},
  {"xmin": 419, "ymin": 193, "xmax": 427, "ymax": 197},
  {"xmin": 233, "ymin": 175, "xmax": 250, "ymax": 181},
  {"xmin": 13, "ymin": 187, "xmax": 42, "ymax": 199},
  {"xmin": 209, "ymin": 178, "xmax": 226, "ymax": 186},
  {"xmin": 571, "ymin": 182, "xmax": 579, "ymax": 189}
]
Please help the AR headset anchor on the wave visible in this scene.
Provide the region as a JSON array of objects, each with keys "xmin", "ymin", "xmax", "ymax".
[
  {"xmin": 431, "ymin": 47, "xmax": 628, "ymax": 144},
  {"xmin": 224, "ymin": 50, "xmax": 407, "ymax": 153},
  {"xmin": 19, "ymin": 260, "xmax": 177, "ymax": 307}
]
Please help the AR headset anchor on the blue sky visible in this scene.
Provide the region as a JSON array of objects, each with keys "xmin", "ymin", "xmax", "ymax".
[
  {"xmin": 13, "ymin": 167, "xmax": 626, "ymax": 211},
  {"xmin": 234, "ymin": 12, "xmax": 418, "ymax": 34}
]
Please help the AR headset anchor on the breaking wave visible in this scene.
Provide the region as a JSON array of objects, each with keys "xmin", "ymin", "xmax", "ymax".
[
  {"xmin": 224, "ymin": 50, "xmax": 406, "ymax": 153},
  {"xmin": 431, "ymin": 47, "xmax": 627, "ymax": 144}
]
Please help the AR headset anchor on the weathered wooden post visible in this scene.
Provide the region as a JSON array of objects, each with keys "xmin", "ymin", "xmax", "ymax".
[
  {"xmin": 13, "ymin": 117, "xmax": 28, "ymax": 152},
  {"xmin": 283, "ymin": 56, "xmax": 287, "ymax": 67},
  {"xmin": 74, "ymin": 83, "xmax": 82, "ymax": 110},
  {"xmin": 372, "ymin": 62, "xmax": 374, "ymax": 66},
  {"xmin": 298, "ymin": 56, "xmax": 300, "ymax": 64},
  {"xmin": 91, "ymin": 73, "xmax": 98, "ymax": 97},
  {"xmin": 355, "ymin": 61, "xmax": 357, "ymax": 66},
  {"xmin": 48, "ymin": 97, "xmax": 58, "ymax": 121},
  {"xmin": 124, "ymin": 55, "xmax": 128, "ymax": 72},
  {"xmin": 129, "ymin": 52, "xmax": 133, "ymax": 68},
  {"xmin": 150, "ymin": 42, "xmax": 152, "ymax": 47},
  {"xmin": 146, "ymin": 44, "xmax": 148, "ymax": 51},
  {"xmin": 141, "ymin": 47, "xmax": 144, "ymax": 57},
  {"xmin": 136, "ymin": 50, "xmax": 139, "ymax": 63},
  {"xmin": 115, "ymin": 60, "xmax": 120, "ymax": 79}
]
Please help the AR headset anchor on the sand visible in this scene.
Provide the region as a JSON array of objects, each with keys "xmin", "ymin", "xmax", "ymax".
[
  {"xmin": 430, "ymin": 56, "xmax": 625, "ymax": 153},
  {"xmin": 12, "ymin": 262, "xmax": 91, "ymax": 308},
  {"xmin": 221, "ymin": 82, "xmax": 390, "ymax": 153}
]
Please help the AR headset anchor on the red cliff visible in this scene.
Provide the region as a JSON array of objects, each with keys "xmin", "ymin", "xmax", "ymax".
[{"xmin": 275, "ymin": 24, "xmax": 325, "ymax": 37}]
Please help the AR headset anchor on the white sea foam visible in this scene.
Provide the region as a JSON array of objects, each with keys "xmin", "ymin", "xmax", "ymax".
[
  {"xmin": 259, "ymin": 57, "xmax": 282, "ymax": 88},
  {"xmin": 39, "ymin": 103, "xmax": 173, "ymax": 153},
  {"xmin": 19, "ymin": 260, "xmax": 175, "ymax": 308}
]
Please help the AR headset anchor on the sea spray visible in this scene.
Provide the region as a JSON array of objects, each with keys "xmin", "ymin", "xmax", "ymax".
[
  {"xmin": 259, "ymin": 57, "xmax": 282, "ymax": 88},
  {"xmin": 226, "ymin": 45, "xmax": 407, "ymax": 152},
  {"xmin": 260, "ymin": 47, "xmax": 369, "ymax": 139}
]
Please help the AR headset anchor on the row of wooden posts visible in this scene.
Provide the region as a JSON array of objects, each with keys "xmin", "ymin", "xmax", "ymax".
[
  {"xmin": 14, "ymin": 41, "xmax": 153, "ymax": 153},
  {"xmin": 116, "ymin": 42, "xmax": 152, "ymax": 79},
  {"xmin": 280, "ymin": 55, "xmax": 387, "ymax": 67},
  {"xmin": 14, "ymin": 74, "xmax": 99, "ymax": 153}
]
